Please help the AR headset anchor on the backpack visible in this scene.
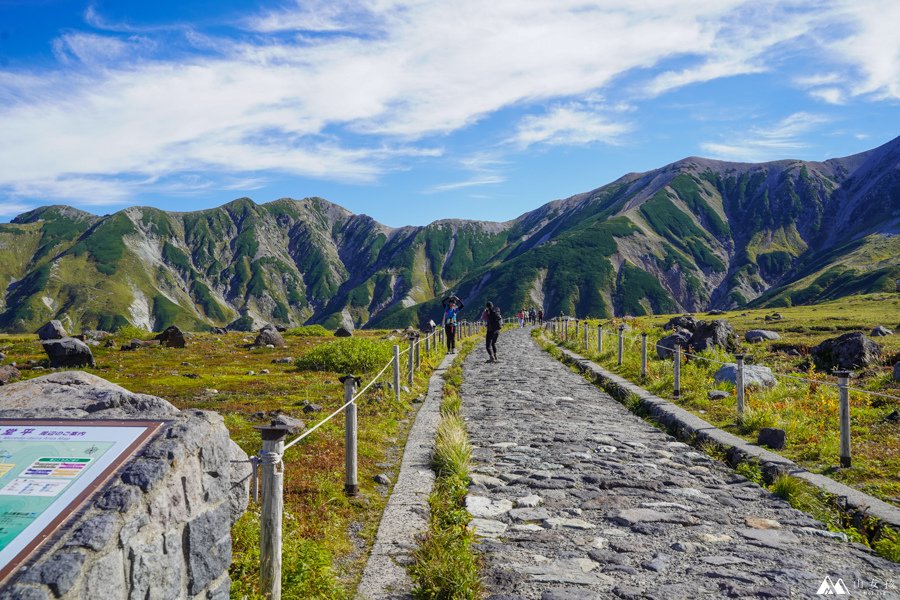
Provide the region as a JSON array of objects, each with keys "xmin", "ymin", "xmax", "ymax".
[{"xmin": 487, "ymin": 307, "xmax": 502, "ymax": 330}]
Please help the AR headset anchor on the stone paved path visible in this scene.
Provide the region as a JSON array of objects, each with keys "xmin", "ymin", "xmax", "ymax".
[{"xmin": 461, "ymin": 328, "xmax": 899, "ymax": 600}]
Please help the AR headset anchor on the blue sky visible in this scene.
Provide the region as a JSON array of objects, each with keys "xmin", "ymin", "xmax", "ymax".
[{"xmin": 0, "ymin": 0, "xmax": 897, "ymax": 227}]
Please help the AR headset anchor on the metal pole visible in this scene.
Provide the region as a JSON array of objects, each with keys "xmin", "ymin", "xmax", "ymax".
[
  {"xmin": 674, "ymin": 344, "xmax": 681, "ymax": 399},
  {"xmin": 735, "ymin": 354, "xmax": 745, "ymax": 421},
  {"xmin": 393, "ymin": 345, "xmax": 401, "ymax": 402},
  {"xmin": 341, "ymin": 375, "xmax": 360, "ymax": 495},
  {"xmin": 258, "ymin": 425, "xmax": 288, "ymax": 600},
  {"xmin": 407, "ymin": 337, "xmax": 414, "ymax": 385},
  {"xmin": 837, "ymin": 371, "xmax": 851, "ymax": 468},
  {"xmin": 641, "ymin": 333, "xmax": 648, "ymax": 379},
  {"xmin": 617, "ymin": 325, "xmax": 625, "ymax": 366}
]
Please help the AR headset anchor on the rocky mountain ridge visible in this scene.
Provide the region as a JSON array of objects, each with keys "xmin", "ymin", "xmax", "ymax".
[{"xmin": 0, "ymin": 135, "xmax": 897, "ymax": 333}]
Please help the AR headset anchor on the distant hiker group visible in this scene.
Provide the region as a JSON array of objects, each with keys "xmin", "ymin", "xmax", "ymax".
[
  {"xmin": 440, "ymin": 294, "xmax": 546, "ymax": 363},
  {"xmin": 515, "ymin": 307, "xmax": 541, "ymax": 327}
]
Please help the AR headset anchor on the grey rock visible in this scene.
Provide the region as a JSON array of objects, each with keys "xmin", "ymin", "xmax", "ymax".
[
  {"xmin": 611, "ymin": 508, "xmax": 699, "ymax": 526},
  {"xmin": 33, "ymin": 552, "xmax": 85, "ymax": 596},
  {"xmin": 67, "ymin": 514, "xmax": 117, "ymax": 550},
  {"xmin": 736, "ymin": 527, "xmax": 799, "ymax": 548},
  {"xmin": 83, "ymin": 550, "xmax": 127, "ymax": 600},
  {"xmin": 374, "ymin": 473, "xmax": 391, "ymax": 485},
  {"xmin": 757, "ymin": 427, "xmax": 786, "ymax": 450},
  {"xmin": 663, "ymin": 315, "xmax": 697, "ymax": 332},
  {"xmin": 708, "ymin": 390, "xmax": 729, "ymax": 400},
  {"xmin": 0, "ymin": 364, "xmax": 21, "ymax": 385},
  {"xmin": 155, "ymin": 325, "xmax": 187, "ymax": 348},
  {"xmin": 521, "ymin": 558, "xmax": 611, "ymax": 585},
  {"xmin": 468, "ymin": 518, "xmax": 508, "ymax": 538},
  {"xmin": 334, "ymin": 326, "xmax": 353, "ymax": 337},
  {"xmin": 714, "ymin": 363, "xmax": 776, "ymax": 389},
  {"xmin": 95, "ymin": 484, "xmax": 142, "ymax": 512},
  {"xmin": 543, "ymin": 517, "xmax": 596, "ymax": 530},
  {"xmin": 207, "ymin": 577, "xmax": 231, "ymax": 600},
  {"xmin": 187, "ymin": 504, "xmax": 232, "ymax": 595},
  {"xmin": 41, "ymin": 337, "xmax": 95, "ymax": 368},
  {"xmin": 509, "ymin": 507, "xmax": 552, "ymax": 521},
  {"xmin": 271, "ymin": 357, "xmax": 294, "ymax": 364},
  {"xmin": 271, "ymin": 414, "xmax": 305, "ymax": 433},
  {"xmin": 542, "ymin": 588, "xmax": 605, "ymax": 600},
  {"xmin": 302, "ymin": 402, "xmax": 323, "ymax": 413},
  {"xmin": 689, "ymin": 319, "xmax": 738, "ymax": 353},
  {"xmin": 36, "ymin": 320, "xmax": 67, "ymax": 340},
  {"xmin": 515, "ymin": 494, "xmax": 543, "ymax": 508},
  {"xmin": 656, "ymin": 329, "xmax": 692, "ymax": 360},
  {"xmin": 611, "ymin": 585, "xmax": 644, "ymax": 600},
  {"xmin": 871, "ymin": 325, "xmax": 893, "ymax": 336},
  {"xmin": 253, "ymin": 324, "xmax": 286, "ymax": 348},
  {"xmin": 0, "ymin": 586, "xmax": 51, "ymax": 600},
  {"xmin": 466, "ymin": 496, "xmax": 513, "ymax": 518},
  {"xmin": 121, "ymin": 458, "xmax": 169, "ymax": 492},
  {"xmin": 811, "ymin": 332, "xmax": 882, "ymax": 372},
  {"xmin": 745, "ymin": 329, "xmax": 780, "ymax": 343},
  {"xmin": 893, "ymin": 362, "xmax": 900, "ymax": 382},
  {"xmin": 641, "ymin": 553, "xmax": 672, "ymax": 572}
]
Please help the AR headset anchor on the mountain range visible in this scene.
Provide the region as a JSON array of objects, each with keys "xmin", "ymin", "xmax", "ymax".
[{"xmin": 1, "ymin": 136, "xmax": 898, "ymax": 333}]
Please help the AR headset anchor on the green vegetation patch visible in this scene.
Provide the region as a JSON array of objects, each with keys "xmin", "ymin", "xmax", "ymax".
[
  {"xmin": 639, "ymin": 192, "xmax": 725, "ymax": 272},
  {"xmin": 286, "ymin": 325, "xmax": 332, "ymax": 337},
  {"xmin": 70, "ymin": 213, "xmax": 136, "ymax": 276},
  {"xmin": 615, "ymin": 261, "xmax": 678, "ymax": 316},
  {"xmin": 295, "ymin": 337, "xmax": 395, "ymax": 373}
]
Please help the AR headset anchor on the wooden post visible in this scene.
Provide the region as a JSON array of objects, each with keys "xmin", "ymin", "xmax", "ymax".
[
  {"xmin": 414, "ymin": 336, "xmax": 421, "ymax": 370},
  {"xmin": 583, "ymin": 323, "xmax": 589, "ymax": 349},
  {"xmin": 641, "ymin": 333, "xmax": 648, "ymax": 379},
  {"xmin": 425, "ymin": 334, "xmax": 430, "ymax": 354},
  {"xmin": 673, "ymin": 344, "xmax": 681, "ymax": 399},
  {"xmin": 407, "ymin": 337, "xmax": 415, "ymax": 385},
  {"xmin": 257, "ymin": 423, "xmax": 291, "ymax": 600},
  {"xmin": 393, "ymin": 345, "xmax": 401, "ymax": 402},
  {"xmin": 250, "ymin": 456, "xmax": 259, "ymax": 503},
  {"xmin": 575, "ymin": 320, "xmax": 579, "ymax": 339},
  {"xmin": 735, "ymin": 354, "xmax": 746, "ymax": 421},
  {"xmin": 617, "ymin": 325, "xmax": 625, "ymax": 366},
  {"xmin": 340, "ymin": 375, "xmax": 360, "ymax": 495},
  {"xmin": 565, "ymin": 319, "xmax": 569, "ymax": 341},
  {"xmin": 598, "ymin": 325, "xmax": 603, "ymax": 353},
  {"xmin": 837, "ymin": 371, "xmax": 851, "ymax": 468}
]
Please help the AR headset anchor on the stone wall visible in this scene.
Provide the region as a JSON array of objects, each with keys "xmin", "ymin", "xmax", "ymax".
[{"xmin": 0, "ymin": 372, "xmax": 252, "ymax": 600}]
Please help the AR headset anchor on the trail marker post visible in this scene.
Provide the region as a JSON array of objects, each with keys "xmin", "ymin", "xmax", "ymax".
[
  {"xmin": 837, "ymin": 371, "xmax": 852, "ymax": 468},
  {"xmin": 617, "ymin": 325, "xmax": 625, "ymax": 366},
  {"xmin": 340, "ymin": 375, "xmax": 360, "ymax": 496},
  {"xmin": 641, "ymin": 333, "xmax": 648, "ymax": 379},
  {"xmin": 673, "ymin": 344, "xmax": 681, "ymax": 399},
  {"xmin": 392, "ymin": 345, "xmax": 401, "ymax": 402}
]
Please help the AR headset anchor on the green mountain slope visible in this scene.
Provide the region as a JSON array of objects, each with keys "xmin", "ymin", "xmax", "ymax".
[{"xmin": 2, "ymin": 136, "xmax": 898, "ymax": 332}]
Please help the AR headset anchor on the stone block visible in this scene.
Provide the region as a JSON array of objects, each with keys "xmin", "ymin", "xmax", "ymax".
[{"xmin": 186, "ymin": 504, "xmax": 232, "ymax": 595}]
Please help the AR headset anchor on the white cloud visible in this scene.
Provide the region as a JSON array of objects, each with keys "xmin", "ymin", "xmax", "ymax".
[
  {"xmin": 425, "ymin": 176, "xmax": 505, "ymax": 193},
  {"xmin": 512, "ymin": 105, "xmax": 630, "ymax": 148},
  {"xmin": 809, "ymin": 88, "xmax": 846, "ymax": 105},
  {"xmin": 0, "ymin": 202, "xmax": 34, "ymax": 218},
  {"xmin": 0, "ymin": 0, "xmax": 896, "ymax": 205},
  {"xmin": 700, "ymin": 112, "xmax": 830, "ymax": 162}
]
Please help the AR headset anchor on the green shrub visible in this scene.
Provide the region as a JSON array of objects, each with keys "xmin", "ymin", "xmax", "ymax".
[
  {"xmin": 285, "ymin": 324, "xmax": 332, "ymax": 337},
  {"xmin": 432, "ymin": 415, "xmax": 471, "ymax": 480},
  {"xmin": 116, "ymin": 324, "xmax": 151, "ymax": 340},
  {"xmin": 295, "ymin": 337, "xmax": 394, "ymax": 373}
]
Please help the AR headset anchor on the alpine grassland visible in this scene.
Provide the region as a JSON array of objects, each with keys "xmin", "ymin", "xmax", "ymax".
[
  {"xmin": 541, "ymin": 292, "xmax": 899, "ymax": 560},
  {"xmin": 0, "ymin": 326, "xmax": 462, "ymax": 597}
]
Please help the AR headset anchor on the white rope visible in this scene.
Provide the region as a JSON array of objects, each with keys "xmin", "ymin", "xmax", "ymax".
[{"xmin": 283, "ymin": 356, "xmax": 396, "ymax": 452}]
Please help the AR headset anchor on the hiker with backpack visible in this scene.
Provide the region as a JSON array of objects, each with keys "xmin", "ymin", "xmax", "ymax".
[
  {"xmin": 441, "ymin": 294, "xmax": 464, "ymax": 353},
  {"xmin": 482, "ymin": 301, "xmax": 502, "ymax": 362}
]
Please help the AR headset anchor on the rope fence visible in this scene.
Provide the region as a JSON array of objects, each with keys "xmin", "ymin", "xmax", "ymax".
[
  {"xmin": 250, "ymin": 319, "xmax": 486, "ymax": 599},
  {"xmin": 544, "ymin": 315, "xmax": 899, "ymax": 475}
]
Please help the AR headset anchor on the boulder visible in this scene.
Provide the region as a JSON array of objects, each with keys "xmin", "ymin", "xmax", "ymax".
[
  {"xmin": 714, "ymin": 363, "xmax": 776, "ymax": 389},
  {"xmin": 758, "ymin": 428, "xmax": 786, "ymax": 450},
  {"xmin": 708, "ymin": 390, "xmax": 730, "ymax": 400},
  {"xmin": 155, "ymin": 325, "xmax": 187, "ymax": 348},
  {"xmin": 893, "ymin": 362, "xmax": 900, "ymax": 382},
  {"xmin": 871, "ymin": 326, "xmax": 893, "ymax": 337},
  {"xmin": 81, "ymin": 329, "xmax": 111, "ymax": 340},
  {"xmin": 253, "ymin": 325, "xmax": 285, "ymax": 348},
  {"xmin": 211, "ymin": 327, "xmax": 228, "ymax": 335},
  {"xmin": 334, "ymin": 326, "xmax": 353, "ymax": 338},
  {"xmin": 0, "ymin": 364, "xmax": 20, "ymax": 385},
  {"xmin": 36, "ymin": 320, "xmax": 68, "ymax": 341},
  {"xmin": 41, "ymin": 337, "xmax": 95, "ymax": 368},
  {"xmin": 689, "ymin": 319, "xmax": 738, "ymax": 353},
  {"xmin": 663, "ymin": 315, "xmax": 697, "ymax": 332},
  {"xmin": 656, "ymin": 329, "xmax": 692, "ymax": 360},
  {"xmin": 708, "ymin": 309, "xmax": 726, "ymax": 316},
  {"xmin": 745, "ymin": 330, "xmax": 781, "ymax": 343},
  {"xmin": 810, "ymin": 332, "xmax": 882, "ymax": 372}
]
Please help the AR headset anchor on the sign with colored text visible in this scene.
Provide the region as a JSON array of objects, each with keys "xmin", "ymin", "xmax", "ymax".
[{"xmin": 0, "ymin": 420, "xmax": 165, "ymax": 584}]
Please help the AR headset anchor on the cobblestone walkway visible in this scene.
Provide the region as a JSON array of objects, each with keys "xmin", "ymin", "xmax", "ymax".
[{"xmin": 461, "ymin": 327, "xmax": 899, "ymax": 600}]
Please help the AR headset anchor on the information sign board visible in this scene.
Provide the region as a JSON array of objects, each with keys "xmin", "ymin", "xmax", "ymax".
[{"xmin": 0, "ymin": 419, "xmax": 166, "ymax": 584}]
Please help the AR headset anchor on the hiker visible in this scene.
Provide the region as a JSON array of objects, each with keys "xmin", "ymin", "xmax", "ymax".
[
  {"xmin": 481, "ymin": 301, "xmax": 502, "ymax": 362},
  {"xmin": 441, "ymin": 294, "xmax": 464, "ymax": 353},
  {"xmin": 529, "ymin": 307, "xmax": 536, "ymax": 324},
  {"xmin": 537, "ymin": 308, "xmax": 544, "ymax": 324},
  {"xmin": 516, "ymin": 309, "xmax": 524, "ymax": 328}
]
